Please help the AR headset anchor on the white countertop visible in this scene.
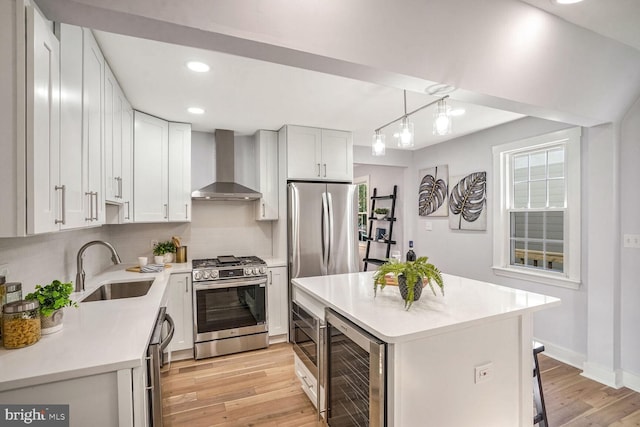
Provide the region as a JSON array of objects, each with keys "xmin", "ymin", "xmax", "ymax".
[
  {"xmin": 0, "ymin": 262, "xmax": 192, "ymax": 392},
  {"xmin": 292, "ymin": 271, "xmax": 561, "ymax": 343}
]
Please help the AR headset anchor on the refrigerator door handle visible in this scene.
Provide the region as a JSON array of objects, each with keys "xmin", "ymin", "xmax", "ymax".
[
  {"xmin": 291, "ymin": 185, "xmax": 302, "ymax": 279},
  {"xmin": 326, "ymin": 191, "xmax": 334, "ymax": 273},
  {"xmin": 321, "ymin": 192, "xmax": 329, "ymax": 275}
]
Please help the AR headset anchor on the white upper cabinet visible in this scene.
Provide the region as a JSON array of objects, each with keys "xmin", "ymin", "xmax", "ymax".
[
  {"xmin": 26, "ymin": 4, "xmax": 60, "ymax": 234},
  {"xmin": 104, "ymin": 63, "xmax": 124, "ymax": 204},
  {"xmin": 120, "ymin": 96, "xmax": 133, "ymax": 222},
  {"xmin": 255, "ymin": 130, "xmax": 279, "ymax": 221},
  {"xmin": 133, "ymin": 111, "xmax": 169, "ymax": 222},
  {"xmin": 285, "ymin": 125, "xmax": 353, "ymax": 182},
  {"xmin": 133, "ymin": 112, "xmax": 191, "ymax": 223},
  {"xmin": 59, "ymin": 24, "xmax": 86, "ymax": 230},
  {"xmin": 168, "ymin": 122, "xmax": 192, "ymax": 222},
  {"xmin": 82, "ymin": 28, "xmax": 105, "ymax": 225}
]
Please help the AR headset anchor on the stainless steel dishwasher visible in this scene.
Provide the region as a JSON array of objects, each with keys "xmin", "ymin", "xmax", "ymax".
[
  {"xmin": 147, "ymin": 307, "xmax": 175, "ymax": 426},
  {"xmin": 325, "ymin": 308, "xmax": 386, "ymax": 427}
]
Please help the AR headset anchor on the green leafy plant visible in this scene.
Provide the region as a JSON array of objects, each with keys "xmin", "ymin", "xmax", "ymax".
[
  {"xmin": 153, "ymin": 241, "xmax": 176, "ymax": 256},
  {"xmin": 374, "ymin": 207, "xmax": 389, "ymax": 215},
  {"xmin": 25, "ymin": 280, "xmax": 78, "ymax": 317},
  {"xmin": 373, "ymin": 256, "xmax": 444, "ymax": 309}
]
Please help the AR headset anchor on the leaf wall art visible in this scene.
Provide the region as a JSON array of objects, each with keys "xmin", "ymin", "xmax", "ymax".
[
  {"xmin": 449, "ymin": 171, "xmax": 487, "ymax": 230},
  {"xmin": 418, "ymin": 165, "xmax": 449, "ymax": 217}
]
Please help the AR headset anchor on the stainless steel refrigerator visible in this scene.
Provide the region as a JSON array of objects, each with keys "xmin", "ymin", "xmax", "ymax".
[{"xmin": 288, "ymin": 182, "xmax": 359, "ymax": 279}]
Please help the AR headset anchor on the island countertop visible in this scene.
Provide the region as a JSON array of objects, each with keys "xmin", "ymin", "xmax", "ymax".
[{"xmin": 292, "ymin": 271, "xmax": 561, "ymax": 343}]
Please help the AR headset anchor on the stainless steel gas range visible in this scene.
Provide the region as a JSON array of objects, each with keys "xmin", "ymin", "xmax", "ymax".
[{"xmin": 192, "ymin": 255, "xmax": 268, "ymax": 359}]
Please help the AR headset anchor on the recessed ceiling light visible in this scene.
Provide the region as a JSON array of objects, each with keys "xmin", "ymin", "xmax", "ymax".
[
  {"xmin": 187, "ymin": 107, "xmax": 205, "ymax": 114},
  {"xmin": 450, "ymin": 108, "xmax": 466, "ymax": 117},
  {"xmin": 186, "ymin": 61, "xmax": 210, "ymax": 72},
  {"xmin": 554, "ymin": 0, "xmax": 583, "ymax": 4}
]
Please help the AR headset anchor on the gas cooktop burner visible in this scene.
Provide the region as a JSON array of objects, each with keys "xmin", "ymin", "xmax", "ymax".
[
  {"xmin": 192, "ymin": 255, "xmax": 267, "ymax": 281},
  {"xmin": 192, "ymin": 255, "xmax": 266, "ymax": 269}
]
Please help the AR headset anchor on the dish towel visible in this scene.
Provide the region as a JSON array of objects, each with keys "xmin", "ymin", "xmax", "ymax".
[{"xmin": 140, "ymin": 264, "xmax": 164, "ymax": 273}]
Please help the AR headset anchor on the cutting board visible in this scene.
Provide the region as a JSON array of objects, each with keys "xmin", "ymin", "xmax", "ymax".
[{"xmin": 126, "ymin": 264, "xmax": 172, "ymax": 273}]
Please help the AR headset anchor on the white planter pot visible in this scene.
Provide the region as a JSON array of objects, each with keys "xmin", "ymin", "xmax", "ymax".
[{"xmin": 41, "ymin": 309, "xmax": 64, "ymax": 335}]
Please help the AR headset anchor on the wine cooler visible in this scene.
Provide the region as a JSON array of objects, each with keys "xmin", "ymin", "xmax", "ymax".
[{"xmin": 325, "ymin": 308, "xmax": 386, "ymax": 426}]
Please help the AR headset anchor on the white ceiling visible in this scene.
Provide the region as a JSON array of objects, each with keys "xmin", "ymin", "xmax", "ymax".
[
  {"xmin": 93, "ymin": 31, "xmax": 524, "ymax": 150},
  {"xmin": 520, "ymin": 0, "xmax": 640, "ymax": 51}
]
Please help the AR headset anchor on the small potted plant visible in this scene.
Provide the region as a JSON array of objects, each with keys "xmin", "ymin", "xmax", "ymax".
[
  {"xmin": 374, "ymin": 207, "xmax": 390, "ymax": 220},
  {"xmin": 153, "ymin": 240, "xmax": 176, "ymax": 263},
  {"xmin": 373, "ymin": 257, "xmax": 444, "ymax": 310},
  {"xmin": 25, "ymin": 279, "xmax": 78, "ymax": 334}
]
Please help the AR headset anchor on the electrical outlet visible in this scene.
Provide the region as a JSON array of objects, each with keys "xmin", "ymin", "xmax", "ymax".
[
  {"xmin": 0, "ymin": 264, "xmax": 8, "ymax": 278},
  {"xmin": 424, "ymin": 221, "xmax": 433, "ymax": 231},
  {"xmin": 151, "ymin": 239, "xmax": 158, "ymax": 249},
  {"xmin": 623, "ymin": 234, "xmax": 640, "ymax": 249},
  {"xmin": 474, "ymin": 362, "xmax": 493, "ymax": 384}
]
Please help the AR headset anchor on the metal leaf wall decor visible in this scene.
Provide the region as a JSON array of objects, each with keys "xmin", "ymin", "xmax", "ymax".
[
  {"xmin": 449, "ymin": 171, "xmax": 487, "ymax": 230},
  {"xmin": 418, "ymin": 165, "xmax": 449, "ymax": 217}
]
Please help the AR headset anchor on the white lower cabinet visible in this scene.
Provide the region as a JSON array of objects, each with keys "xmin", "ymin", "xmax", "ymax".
[
  {"xmin": 0, "ymin": 369, "xmax": 137, "ymax": 427},
  {"xmin": 267, "ymin": 266, "xmax": 288, "ymax": 337},
  {"xmin": 166, "ymin": 273, "xmax": 194, "ymax": 354}
]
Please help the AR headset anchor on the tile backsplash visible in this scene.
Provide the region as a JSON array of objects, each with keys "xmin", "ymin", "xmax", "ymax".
[{"xmin": 0, "ymin": 201, "xmax": 275, "ymax": 295}]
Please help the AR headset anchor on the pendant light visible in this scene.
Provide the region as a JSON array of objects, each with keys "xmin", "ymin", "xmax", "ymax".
[
  {"xmin": 396, "ymin": 91, "xmax": 414, "ymax": 148},
  {"xmin": 372, "ymin": 92, "xmax": 451, "ymax": 156},
  {"xmin": 371, "ymin": 130, "xmax": 386, "ymax": 156},
  {"xmin": 433, "ymin": 98, "xmax": 452, "ymax": 136}
]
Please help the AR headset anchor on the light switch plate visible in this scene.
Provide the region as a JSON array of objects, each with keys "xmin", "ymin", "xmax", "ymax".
[
  {"xmin": 424, "ymin": 221, "xmax": 433, "ymax": 231},
  {"xmin": 475, "ymin": 362, "xmax": 493, "ymax": 384},
  {"xmin": 623, "ymin": 234, "xmax": 640, "ymax": 248}
]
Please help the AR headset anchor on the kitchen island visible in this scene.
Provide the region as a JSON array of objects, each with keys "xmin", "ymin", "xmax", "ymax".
[{"xmin": 292, "ymin": 271, "xmax": 560, "ymax": 427}]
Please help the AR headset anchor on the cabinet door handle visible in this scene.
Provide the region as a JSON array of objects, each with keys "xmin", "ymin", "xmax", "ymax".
[
  {"xmin": 55, "ymin": 185, "xmax": 66, "ymax": 225},
  {"xmin": 85, "ymin": 191, "xmax": 93, "ymax": 221},
  {"xmin": 262, "ymin": 203, "xmax": 266, "ymax": 218},
  {"xmin": 164, "ymin": 204, "xmax": 168, "ymax": 219},
  {"xmin": 185, "ymin": 277, "xmax": 189, "ymax": 293},
  {"xmin": 93, "ymin": 192, "xmax": 99, "ymax": 221},
  {"xmin": 323, "ymin": 163, "xmax": 327, "ymax": 177},
  {"xmin": 185, "ymin": 203, "xmax": 188, "ymax": 219},
  {"xmin": 269, "ymin": 270, "xmax": 273, "ymax": 285},
  {"xmin": 125, "ymin": 201, "xmax": 130, "ymax": 220},
  {"xmin": 117, "ymin": 177, "xmax": 122, "ymax": 199},
  {"xmin": 317, "ymin": 163, "xmax": 321, "ymax": 177}
]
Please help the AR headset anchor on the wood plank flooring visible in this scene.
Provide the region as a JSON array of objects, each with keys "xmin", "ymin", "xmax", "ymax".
[{"xmin": 162, "ymin": 343, "xmax": 640, "ymax": 426}]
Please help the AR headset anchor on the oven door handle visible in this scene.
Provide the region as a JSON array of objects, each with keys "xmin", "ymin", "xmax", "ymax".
[
  {"xmin": 194, "ymin": 277, "xmax": 267, "ymax": 290},
  {"xmin": 160, "ymin": 313, "xmax": 175, "ymax": 353}
]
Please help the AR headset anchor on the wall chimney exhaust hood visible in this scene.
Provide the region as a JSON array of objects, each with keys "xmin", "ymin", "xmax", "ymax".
[{"xmin": 191, "ymin": 129, "xmax": 262, "ymax": 201}]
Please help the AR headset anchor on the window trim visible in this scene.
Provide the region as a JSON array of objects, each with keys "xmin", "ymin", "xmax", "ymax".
[{"xmin": 492, "ymin": 127, "xmax": 581, "ymax": 289}]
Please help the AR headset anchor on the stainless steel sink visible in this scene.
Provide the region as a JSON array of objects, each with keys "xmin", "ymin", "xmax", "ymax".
[{"xmin": 81, "ymin": 280, "xmax": 154, "ymax": 302}]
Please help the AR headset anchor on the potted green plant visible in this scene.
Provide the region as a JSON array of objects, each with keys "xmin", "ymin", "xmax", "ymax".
[
  {"xmin": 25, "ymin": 279, "xmax": 78, "ymax": 334},
  {"xmin": 374, "ymin": 207, "xmax": 390, "ymax": 220},
  {"xmin": 153, "ymin": 240, "xmax": 177, "ymax": 263},
  {"xmin": 373, "ymin": 257, "xmax": 444, "ymax": 309}
]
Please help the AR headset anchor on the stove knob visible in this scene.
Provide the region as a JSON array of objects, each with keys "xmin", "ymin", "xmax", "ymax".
[
  {"xmin": 259, "ymin": 266, "xmax": 267, "ymax": 274},
  {"xmin": 210, "ymin": 270, "xmax": 219, "ymax": 279},
  {"xmin": 244, "ymin": 268, "xmax": 252, "ymax": 276},
  {"xmin": 203, "ymin": 270, "xmax": 210, "ymax": 279},
  {"xmin": 194, "ymin": 271, "xmax": 202, "ymax": 280}
]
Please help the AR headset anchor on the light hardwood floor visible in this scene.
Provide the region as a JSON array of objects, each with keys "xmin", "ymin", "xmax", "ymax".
[{"xmin": 162, "ymin": 343, "xmax": 640, "ymax": 426}]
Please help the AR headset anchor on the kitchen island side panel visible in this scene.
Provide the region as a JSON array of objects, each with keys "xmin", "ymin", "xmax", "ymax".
[{"xmin": 390, "ymin": 314, "xmax": 532, "ymax": 427}]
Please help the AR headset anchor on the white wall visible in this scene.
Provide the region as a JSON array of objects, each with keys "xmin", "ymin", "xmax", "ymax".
[
  {"xmin": 620, "ymin": 97, "xmax": 640, "ymax": 388},
  {"xmin": 409, "ymin": 117, "xmax": 588, "ymax": 360}
]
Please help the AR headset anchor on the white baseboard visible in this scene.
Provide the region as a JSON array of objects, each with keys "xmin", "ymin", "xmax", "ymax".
[
  {"xmin": 535, "ymin": 339, "xmax": 585, "ymax": 369},
  {"xmin": 582, "ymin": 361, "xmax": 623, "ymax": 389},
  {"xmin": 623, "ymin": 370, "xmax": 640, "ymax": 393},
  {"xmin": 268, "ymin": 334, "xmax": 288, "ymax": 344}
]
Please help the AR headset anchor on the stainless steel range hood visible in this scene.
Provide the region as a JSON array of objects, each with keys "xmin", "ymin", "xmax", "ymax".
[{"xmin": 191, "ymin": 129, "xmax": 262, "ymax": 201}]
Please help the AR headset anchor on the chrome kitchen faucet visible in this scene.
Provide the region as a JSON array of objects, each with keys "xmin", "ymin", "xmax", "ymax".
[{"xmin": 75, "ymin": 241, "xmax": 122, "ymax": 292}]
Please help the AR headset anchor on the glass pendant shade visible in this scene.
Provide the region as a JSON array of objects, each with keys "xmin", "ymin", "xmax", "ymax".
[
  {"xmin": 433, "ymin": 99, "xmax": 452, "ymax": 136},
  {"xmin": 396, "ymin": 117, "xmax": 414, "ymax": 148},
  {"xmin": 372, "ymin": 131, "xmax": 386, "ymax": 156}
]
